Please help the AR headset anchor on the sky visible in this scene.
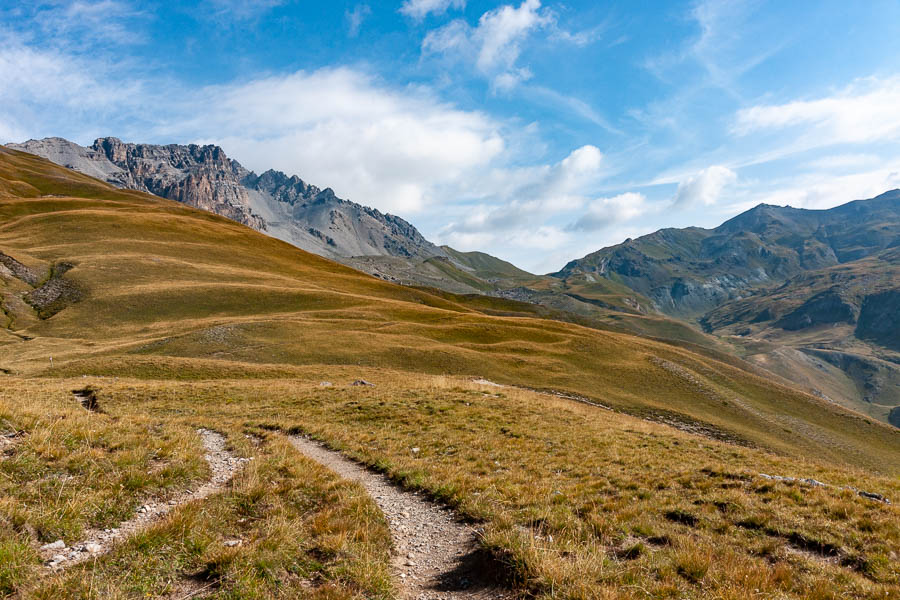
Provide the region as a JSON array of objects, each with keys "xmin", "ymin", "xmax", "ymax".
[{"xmin": 2, "ymin": 1, "xmax": 900, "ymax": 273}]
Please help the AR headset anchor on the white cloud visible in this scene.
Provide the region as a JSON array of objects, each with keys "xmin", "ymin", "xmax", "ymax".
[
  {"xmin": 400, "ymin": 0, "xmax": 465, "ymax": 21},
  {"xmin": 186, "ymin": 68, "xmax": 505, "ymax": 213},
  {"xmin": 743, "ymin": 167, "xmax": 900, "ymax": 212},
  {"xmin": 673, "ymin": 165, "xmax": 736, "ymax": 207},
  {"xmin": 440, "ymin": 144, "xmax": 603, "ymax": 240},
  {"xmin": 734, "ymin": 77, "xmax": 900, "ymax": 147},
  {"xmin": 567, "ymin": 192, "xmax": 647, "ymax": 232},
  {"xmin": 4, "ymin": 1, "xmax": 148, "ymax": 47},
  {"xmin": 422, "ymin": 0, "xmax": 553, "ymax": 91},
  {"xmin": 806, "ymin": 154, "xmax": 880, "ymax": 172},
  {"xmin": 0, "ymin": 37, "xmax": 146, "ymax": 135},
  {"xmin": 52, "ymin": 1, "xmax": 144, "ymax": 44},
  {"xmin": 346, "ymin": 4, "xmax": 371, "ymax": 37},
  {"xmin": 526, "ymin": 85, "xmax": 621, "ymax": 133}
]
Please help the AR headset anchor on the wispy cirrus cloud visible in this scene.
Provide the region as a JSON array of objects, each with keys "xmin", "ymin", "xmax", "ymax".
[
  {"xmin": 205, "ymin": 0, "xmax": 285, "ymax": 21},
  {"xmin": 346, "ymin": 4, "xmax": 371, "ymax": 38},
  {"xmin": 3, "ymin": 0, "xmax": 149, "ymax": 47},
  {"xmin": 734, "ymin": 76, "xmax": 900, "ymax": 147},
  {"xmin": 400, "ymin": 0, "xmax": 465, "ymax": 21}
]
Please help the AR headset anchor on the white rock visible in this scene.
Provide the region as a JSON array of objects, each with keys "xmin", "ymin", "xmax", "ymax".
[{"xmin": 41, "ymin": 540, "xmax": 66, "ymax": 551}]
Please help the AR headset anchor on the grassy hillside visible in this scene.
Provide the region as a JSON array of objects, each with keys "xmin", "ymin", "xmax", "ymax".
[
  {"xmin": 1, "ymin": 145, "xmax": 897, "ymax": 473},
  {"xmin": 1, "ymin": 146, "xmax": 899, "ymax": 598},
  {"xmin": 441, "ymin": 245, "xmax": 537, "ymax": 281}
]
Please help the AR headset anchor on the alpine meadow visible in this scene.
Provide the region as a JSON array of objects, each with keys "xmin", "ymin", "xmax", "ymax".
[{"xmin": 2, "ymin": 2, "xmax": 899, "ymax": 600}]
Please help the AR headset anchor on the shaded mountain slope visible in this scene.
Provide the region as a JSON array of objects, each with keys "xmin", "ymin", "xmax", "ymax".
[
  {"xmin": 1, "ymin": 145, "xmax": 897, "ymax": 475},
  {"xmin": 555, "ymin": 192, "xmax": 900, "ymax": 424},
  {"xmin": 554, "ymin": 191, "xmax": 900, "ymax": 318}
]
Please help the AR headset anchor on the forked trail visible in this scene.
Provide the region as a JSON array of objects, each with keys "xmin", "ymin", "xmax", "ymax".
[
  {"xmin": 42, "ymin": 429, "xmax": 245, "ymax": 569},
  {"xmin": 290, "ymin": 435, "xmax": 505, "ymax": 600}
]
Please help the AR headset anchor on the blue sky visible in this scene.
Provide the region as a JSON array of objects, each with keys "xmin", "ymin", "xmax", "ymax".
[{"xmin": 3, "ymin": 1, "xmax": 900, "ymax": 272}]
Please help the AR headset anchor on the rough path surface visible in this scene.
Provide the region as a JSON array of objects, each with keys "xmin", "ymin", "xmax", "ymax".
[
  {"xmin": 290, "ymin": 435, "xmax": 504, "ymax": 600},
  {"xmin": 42, "ymin": 429, "xmax": 246, "ymax": 569}
]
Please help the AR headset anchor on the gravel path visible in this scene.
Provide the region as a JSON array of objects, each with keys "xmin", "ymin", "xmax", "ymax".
[
  {"xmin": 290, "ymin": 435, "xmax": 505, "ymax": 600},
  {"xmin": 41, "ymin": 429, "xmax": 247, "ymax": 570}
]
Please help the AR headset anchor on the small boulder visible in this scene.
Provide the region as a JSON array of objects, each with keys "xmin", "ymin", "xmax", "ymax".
[
  {"xmin": 351, "ymin": 379, "xmax": 375, "ymax": 387},
  {"xmin": 41, "ymin": 540, "xmax": 66, "ymax": 552}
]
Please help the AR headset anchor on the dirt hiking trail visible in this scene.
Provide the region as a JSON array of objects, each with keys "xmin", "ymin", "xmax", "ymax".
[
  {"xmin": 41, "ymin": 429, "xmax": 246, "ymax": 569},
  {"xmin": 290, "ymin": 435, "xmax": 506, "ymax": 600}
]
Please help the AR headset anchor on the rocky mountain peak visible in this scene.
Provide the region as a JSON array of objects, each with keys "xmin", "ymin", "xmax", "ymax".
[{"xmin": 6, "ymin": 136, "xmax": 444, "ymax": 269}]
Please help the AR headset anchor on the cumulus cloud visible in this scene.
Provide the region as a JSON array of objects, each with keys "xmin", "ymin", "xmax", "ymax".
[
  {"xmin": 400, "ymin": 0, "xmax": 465, "ymax": 21},
  {"xmin": 673, "ymin": 165, "xmax": 736, "ymax": 207},
  {"xmin": 422, "ymin": 0, "xmax": 553, "ymax": 91},
  {"xmin": 734, "ymin": 77, "xmax": 900, "ymax": 147},
  {"xmin": 567, "ymin": 192, "xmax": 647, "ymax": 232},
  {"xmin": 440, "ymin": 144, "xmax": 603, "ymax": 237},
  {"xmin": 185, "ymin": 68, "xmax": 505, "ymax": 213}
]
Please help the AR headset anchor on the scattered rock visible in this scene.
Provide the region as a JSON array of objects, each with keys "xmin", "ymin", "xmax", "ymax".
[
  {"xmin": 758, "ymin": 473, "xmax": 890, "ymax": 504},
  {"xmin": 82, "ymin": 542, "xmax": 103, "ymax": 553},
  {"xmin": 40, "ymin": 540, "xmax": 66, "ymax": 552},
  {"xmin": 223, "ymin": 539, "xmax": 242, "ymax": 547},
  {"xmin": 351, "ymin": 379, "xmax": 375, "ymax": 387},
  {"xmin": 471, "ymin": 379, "xmax": 503, "ymax": 387}
]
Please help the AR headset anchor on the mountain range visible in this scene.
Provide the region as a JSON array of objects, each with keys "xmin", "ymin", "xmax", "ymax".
[
  {"xmin": 7, "ymin": 137, "xmax": 447, "ymax": 283},
  {"xmin": 8, "ymin": 136, "xmax": 900, "ymax": 426}
]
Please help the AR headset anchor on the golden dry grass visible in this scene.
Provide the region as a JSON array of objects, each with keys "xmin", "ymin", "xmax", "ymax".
[
  {"xmin": 20, "ymin": 372, "xmax": 897, "ymax": 600},
  {"xmin": 0, "ymin": 379, "xmax": 393, "ymax": 599}
]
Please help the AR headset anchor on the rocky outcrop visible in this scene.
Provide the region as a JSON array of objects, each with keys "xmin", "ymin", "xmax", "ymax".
[
  {"xmin": 889, "ymin": 406, "xmax": 900, "ymax": 428},
  {"xmin": 856, "ymin": 290, "xmax": 900, "ymax": 351},
  {"xmin": 775, "ymin": 291, "xmax": 857, "ymax": 331},
  {"xmin": 6, "ymin": 137, "xmax": 444, "ymax": 265},
  {"xmin": 243, "ymin": 169, "xmax": 443, "ymax": 259}
]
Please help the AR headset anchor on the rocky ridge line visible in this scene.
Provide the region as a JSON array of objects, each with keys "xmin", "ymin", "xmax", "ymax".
[{"xmin": 6, "ymin": 137, "xmax": 446, "ymax": 266}]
